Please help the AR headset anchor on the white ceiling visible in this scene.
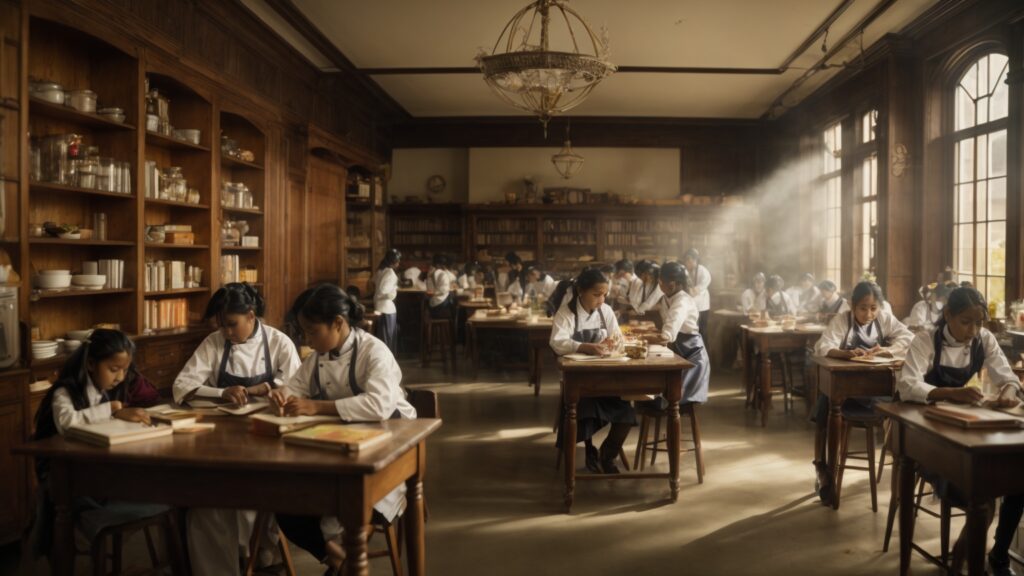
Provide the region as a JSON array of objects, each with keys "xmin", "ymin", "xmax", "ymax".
[{"xmin": 251, "ymin": 0, "xmax": 940, "ymax": 118}]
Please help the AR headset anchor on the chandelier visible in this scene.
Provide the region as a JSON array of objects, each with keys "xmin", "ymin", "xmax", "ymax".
[
  {"xmin": 477, "ymin": 0, "xmax": 616, "ymax": 137},
  {"xmin": 551, "ymin": 120, "xmax": 584, "ymax": 179}
]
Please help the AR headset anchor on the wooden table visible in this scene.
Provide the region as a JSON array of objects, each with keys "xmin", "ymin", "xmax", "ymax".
[
  {"xmin": 878, "ymin": 402, "xmax": 1024, "ymax": 576},
  {"xmin": 396, "ymin": 289, "xmax": 426, "ymax": 355},
  {"xmin": 14, "ymin": 417, "xmax": 442, "ymax": 576},
  {"xmin": 558, "ymin": 355, "xmax": 693, "ymax": 511},
  {"xmin": 813, "ymin": 356, "xmax": 900, "ymax": 509},
  {"xmin": 467, "ymin": 313, "xmax": 552, "ymax": 396},
  {"xmin": 710, "ymin": 309, "xmax": 748, "ymax": 369},
  {"xmin": 456, "ymin": 298, "xmax": 496, "ymax": 344},
  {"xmin": 742, "ymin": 325, "xmax": 824, "ymax": 426}
]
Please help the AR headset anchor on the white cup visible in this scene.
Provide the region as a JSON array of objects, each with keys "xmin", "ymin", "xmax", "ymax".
[{"xmin": 83, "ymin": 261, "xmax": 98, "ymax": 275}]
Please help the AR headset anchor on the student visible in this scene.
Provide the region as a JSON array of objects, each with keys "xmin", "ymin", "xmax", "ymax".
[
  {"xmin": 29, "ymin": 329, "xmax": 167, "ymax": 558},
  {"xmin": 497, "ymin": 252, "xmax": 523, "ymax": 293},
  {"xmin": 425, "ymin": 254, "xmax": 455, "ymax": 318},
  {"xmin": 511, "ymin": 266, "xmax": 557, "ymax": 303},
  {"xmin": 401, "ymin": 265, "xmax": 426, "ymax": 290},
  {"xmin": 764, "ymin": 274, "xmax": 796, "ymax": 318},
  {"xmin": 904, "ymin": 282, "xmax": 952, "ymax": 332},
  {"xmin": 645, "ymin": 262, "xmax": 710, "ymax": 404},
  {"xmin": 898, "ymin": 286, "xmax": 1022, "ymax": 575},
  {"xmin": 739, "ymin": 272, "xmax": 767, "ymax": 314},
  {"xmin": 549, "ymin": 268, "xmax": 633, "ymax": 474},
  {"xmin": 683, "ymin": 249, "xmax": 712, "ymax": 339},
  {"xmin": 810, "ymin": 281, "xmax": 914, "ymax": 504},
  {"xmin": 372, "ymin": 249, "xmax": 401, "ymax": 353},
  {"xmin": 270, "ymin": 284, "xmax": 416, "ymax": 574},
  {"xmin": 172, "ymin": 283, "xmax": 301, "ymax": 576},
  {"xmin": 613, "ymin": 259, "xmax": 639, "ymax": 306},
  {"xmin": 817, "ymin": 280, "xmax": 844, "ymax": 317},
  {"xmin": 793, "ymin": 273, "xmax": 823, "ymax": 315},
  {"xmin": 630, "ymin": 262, "xmax": 663, "ymax": 315},
  {"xmin": 456, "ymin": 261, "xmax": 480, "ymax": 295}
]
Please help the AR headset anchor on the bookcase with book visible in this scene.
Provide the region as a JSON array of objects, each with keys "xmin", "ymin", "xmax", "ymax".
[
  {"xmin": 388, "ymin": 203, "xmax": 463, "ymax": 269},
  {"xmin": 469, "ymin": 211, "xmax": 539, "ymax": 264},
  {"xmin": 344, "ymin": 166, "xmax": 376, "ymax": 296},
  {"xmin": 218, "ymin": 110, "xmax": 266, "ymax": 293},
  {"xmin": 542, "ymin": 216, "xmax": 598, "ymax": 275}
]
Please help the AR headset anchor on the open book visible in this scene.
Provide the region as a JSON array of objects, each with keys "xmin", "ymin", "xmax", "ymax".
[
  {"xmin": 66, "ymin": 419, "xmax": 173, "ymax": 447},
  {"xmin": 248, "ymin": 413, "xmax": 340, "ymax": 437},
  {"xmin": 924, "ymin": 402, "xmax": 1023, "ymax": 429},
  {"xmin": 283, "ymin": 424, "xmax": 392, "ymax": 453},
  {"xmin": 217, "ymin": 400, "xmax": 268, "ymax": 416},
  {"xmin": 848, "ymin": 355, "xmax": 898, "ymax": 365},
  {"xmin": 563, "ymin": 353, "xmax": 629, "ymax": 363}
]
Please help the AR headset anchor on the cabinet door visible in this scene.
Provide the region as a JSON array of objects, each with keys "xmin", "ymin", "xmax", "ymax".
[
  {"xmin": 0, "ymin": 402, "xmax": 26, "ymax": 544},
  {"xmin": 307, "ymin": 158, "xmax": 346, "ymax": 285}
]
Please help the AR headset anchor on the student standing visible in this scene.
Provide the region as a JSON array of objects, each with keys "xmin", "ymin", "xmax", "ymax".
[
  {"xmin": 372, "ymin": 249, "xmax": 401, "ymax": 353},
  {"xmin": 173, "ymin": 283, "xmax": 301, "ymax": 576},
  {"xmin": 270, "ymin": 284, "xmax": 416, "ymax": 574},
  {"xmin": 549, "ymin": 268, "xmax": 633, "ymax": 474},
  {"xmin": 683, "ymin": 249, "xmax": 712, "ymax": 339},
  {"xmin": 739, "ymin": 272, "xmax": 767, "ymax": 314},
  {"xmin": 646, "ymin": 262, "xmax": 710, "ymax": 404}
]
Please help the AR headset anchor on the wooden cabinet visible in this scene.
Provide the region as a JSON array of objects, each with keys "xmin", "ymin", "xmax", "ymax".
[
  {"xmin": 307, "ymin": 157, "xmax": 346, "ymax": 285},
  {"xmin": 134, "ymin": 329, "xmax": 206, "ymax": 391},
  {"xmin": 0, "ymin": 369, "xmax": 30, "ymax": 545}
]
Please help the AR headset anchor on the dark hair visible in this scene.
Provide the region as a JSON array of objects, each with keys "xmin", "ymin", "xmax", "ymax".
[
  {"xmin": 203, "ymin": 283, "xmax": 265, "ymax": 322},
  {"xmin": 960, "ymin": 280, "xmax": 974, "ymax": 289},
  {"xmin": 432, "ymin": 253, "xmax": 448, "ymax": 268},
  {"xmin": 684, "ymin": 248, "xmax": 700, "ymax": 262},
  {"xmin": 290, "ymin": 283, "xmax": 365, "ymax": 330},
  {"xmin": 766, "ymin": 274, "xmax": 784, "ymax": 291},
  {"xmin": 659, "ymin": 261, "xmax": 690, "ymax": 290},
  {"xmin": 945, "ymin": 286, "xmax": 987, "ymax": 319},
  {"xmin": 462, "ymin": 261, "xmax": 478, "ymax": 276},
  {"xmin": 933, "ymin": 283, "xmax": 954, "ymax": 301},
  {"xmin": 33, "ymin": 329, "xmax": 137, "ymax": 441},
  {"xmin": 800, "ymin": 272, "xmax": 815, "ymax": 283},
  {"xmin": 525, "ymin": 266, "xmax": 547, "ymax": 282},
  {"xmin": 548, "ymin": 268, "xmax": 609, "ymax": 317},
  {"xmin": 645, "ymin": 263, "xmax": 661, "ymax": 282},
  {"xmin": 598, "ymin": 264, "xmax": 615, "ymax": 278},
  {"xmin": 615, "ymin": 259, "xmax": 635, "ymax": 274},
  {"xmin": 850, "ymin": 281, "xmax": 885, "ymax": 308},
  {"xmin": 818, "ymin": 280, "xmax": 837, "ymax": 292},
  {"xmin": 635, "ymin": 260, "xmax": 652, "ymax": 276},
  {"xmin": 378, "ymin": 248, "xmax": 401, "ymax": 270},
  {"xmin": 505, "ymin": 252, "xmax": 522, "ymax": 266}
]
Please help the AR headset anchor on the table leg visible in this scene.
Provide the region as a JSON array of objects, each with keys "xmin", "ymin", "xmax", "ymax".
[
  {"xmin": 742, "ymin": 332, "xmax": 753, "ymax": 405},
  {"xmin": 341, "ymin": 525, "xmax": 370, "ymax": 576},
  {"xmin": 965, "ymin": 502, "xmax": 989, "ymax": 576},
  {"xmin": 564, "ymin": 389, "xmax": 578, "ymax": 512},
  {"xmin": 759, "ymin": 351, "xmax": 772, "ymax": 427},
  {"xmin": 828, "ymin": 396, "xmax": 842, "ymax": 510},
  {"xmin": 897, "ymin": 455, "xmax": 915, "ymax": 576},
  {"xmin": 531, "ymin": 344, "xmax": 543, "ymax": 397},
  {"xmin": 405, "ymin": 444, "xmax": 427, "ymax": 576},
  {"xmin": 51, "ymin": 460, "xmax": 73, "ymax": 576},
  {"xmin": 471, "ymin": 324, "xmax": 480, "ymax": 378},
  {"xmin": 339, "ymin": 480, "xmax": 372, "ymax": 576},
  {"xmin": 667, "ymin": 400, "xmax": 681, "ymax": 502}
]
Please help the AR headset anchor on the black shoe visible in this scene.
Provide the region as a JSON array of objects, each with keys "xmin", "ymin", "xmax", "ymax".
[
  {"xmin": 814, "ymin": 461, "xmax": 834, "ymax": 506},
  {"xmin": 585, "ymin": 445, "xmax": 601, "ymax": 473},
  {"xmin": 989, "ymin": 552, "xmax": 1017, "ymax": 576},
  {"xmin": 600, "ymin": 458, "xmax": 620, "ymax": 474}
]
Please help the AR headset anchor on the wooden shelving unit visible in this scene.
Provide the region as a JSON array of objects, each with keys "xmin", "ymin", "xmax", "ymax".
[
  {"xmin": 388, "ymin": 203, "xmax": 463, "ymax": 269},
  {"xmin": 343, "ymin": 168, "xmax": 379, "ymax": 297},
  {"xmin": 217, "ymin": 110, "xmax": 267, "ymax": 290}
]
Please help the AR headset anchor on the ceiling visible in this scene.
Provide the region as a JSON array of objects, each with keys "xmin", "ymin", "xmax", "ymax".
[{"xmin": 246, "ymin": 0, "xmax": 941, "ymax": 119}]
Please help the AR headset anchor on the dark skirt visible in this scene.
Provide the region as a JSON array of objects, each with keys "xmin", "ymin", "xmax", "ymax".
[
  {"xmin": 558, "ymin": 397, "xmax": 636, "ymax": 447},
  {"xmin": 374, "ymin": 312, "xmax": 398, "ymax": 354}
]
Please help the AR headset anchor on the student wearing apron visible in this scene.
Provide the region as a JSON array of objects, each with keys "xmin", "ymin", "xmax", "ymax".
[
  {"xmin": 511, "ymin": 266, "xmax": 558, "ymax": 304},
  {"xmin": 644, "ymin": 262, "xmax": 710, "ymax": 404},
  {"xmin": 630, "ymin": 261, "xmax": 664, "ymax": 315},
  {"xmin": 549, "ymin": 268, "xmax": 634, "ymax": 474},
  {"xmin": 793, "ymin": 273, "xmax": 823, "ymax": 315},
  {"xmin": 270, "ymin": 284, "xmax": 416, "ymax": 574},
  {"xmin": 739, "ymin": 272, "xmax": 767, "ymax": 314},
  {"xmin": 172, "ymin": 284, "xmax": 301, "ymax": 576},
  {"xmin": 816, "ymin": 280, "xmax": 845, "ymax": 321},
  {"xmin": 372, "ymin": 249, "xmax": 401, "ymax": 353},
  {"xmin": 683, "ymin": 249, "xmax": 712, "ymax": 339},
  {"xmin": 810, "ymin": 281, "xmax": 913, "ymax": 505},
  {"xmin": 764, "ymin": 274, "xmax": 797, "ymax": 318},
  {"xmin": 904, "ymin": 281, "xmax": 953, "ymax": 332},
  {"xmin": 899, "ymin": 287, "xmax": 1023, "ymax": 575},
  {"xmin": 426, "ymin": 254, "xmax": 456, "ymax": 318}
]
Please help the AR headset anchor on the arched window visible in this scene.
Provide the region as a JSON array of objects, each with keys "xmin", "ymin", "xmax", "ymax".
[{"xmin": 952, "ymin": 53, "xmax": 1009, "ymax": 303}]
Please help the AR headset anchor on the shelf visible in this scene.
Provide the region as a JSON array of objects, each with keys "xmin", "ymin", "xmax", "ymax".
[
  {"xmin": 222, "ymin": 206, "xmax": 264, "ymax": 216},
  {"xmin": 29, "ymin": 238, "xmax": 134, "ymax": 247},
  {"xmin": 544, "ymin": 243, "xmax": 597, "ymax": 247},
  {"xmin": 133, "ymin": 325, "xmax": 209, "ymax": 341},
  {"xmin": 0, "ymin": 98, "xmax": 18, "ymax": 111},
  {"xmin": 221, "ymin": 155, "xmax": 264, "ymax": 171},
  {"xmin": 145, "ymin": 130, "xmax": 211, "ymax": 152},
  {"xmin": 221, "ymin": 245, "xmax": 261, "ymax": 251},
  {"xmin": 30, "ymin": 182, "xmax": 135, "ymax": 200},
  {"xmin": 145, "ymin": 243, "xmax": 210, "ymax": 250},
  {"xmin": 34, "ymin": 288, "xmax": 135, "ymax": 299},
  {"xmin": 29, "ymin": 98, "xmax": 136, "ymax": 130},
  {"xmin": 145, "ymin": 288, "xmax": 210, "ymax": 297},
  {"xmin": 346, "ymin": 246, "xmax": 372, "ymax": 251},
  {"xmin": 347, "ymin": 266, "xmax": 372, "ymax": 271},
  {"xmin": 145, "ymin": 198, "xmax": 210, "ymax": 210}
]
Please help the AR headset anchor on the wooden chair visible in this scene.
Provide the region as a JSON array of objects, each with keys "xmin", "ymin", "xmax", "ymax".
[
  {"xmin": 834, "ymin": 411, "xmax": 886, "ymax": 511},
  {"xmin": 245, "ymin": 512, "xmax": 296, "ymax": 576},
  {"xmin": 632, "ymin": 402, "xmax": 705, "ymax": 483},
  {"xmin": 747, "ymin": 351, "xmax": 798, "ymax": 415},
  {"xmin": 420, "ymin": 299, "xmax": 455, "ymax": 370},
  {"xmin": 77, "ymin": 509, "xmax": 187, "ymax": 576},
  {"xmin": 882, "ymin": 465, "xmax": 965, "ymax": 571}
]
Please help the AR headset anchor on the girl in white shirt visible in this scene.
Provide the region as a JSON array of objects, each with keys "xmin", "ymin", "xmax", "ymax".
[
  {"xmin": 739, "ymin": 272, "xmax": 767, "ymax": 313},
  {"xmin": 898, "ymin": 286, "xmax": 1022, "ymax": 574},
  {"xmin": 270, "ymin": 284, "xmax": 416, "ymax": 574},
  {"xmin": 549, "ymin": 268, "xmax": 633, "ymax": 474},
  {"xmin": 373, "ymin": 249, "xmax": 401, "ymax": 353},
  {"xmin": 511, "ymin": 266, "xmax": 557, "ymax": 304},
  {"xmin": 764, "ymin": 275, "xmax": 797, "ymax": 317},
  {"xmin": 903, "ymin": 282, "xmax": 952, "ymax": 332},
  {"xmin": 683, "ymin": 249, "xmax": 712, "ymax": 338},
  {"xmin": 173, "ymin": 284, "xmax": 301, "ymax": 576},
  {"xmin": 794, "ymin": 273, "xmax": 823, "ymax": 315},
  {"xmin": 646, "ymin": 262, "xmax": 710, "ymax": 404},
  {"xmin": 816, "ymin": 280, "xmax": 845, "ymax": 320},
  {"xmin": 809, "ymin": 281, "xmax": 914, "ymax": 506},
  {"xmin": 456, "ymin": 261, "xmax": 479, "ymax": 296},
  {"xmin": 630, "ymin": 261, "xmax": 664, "ymax": 315},
  {"xmin": 425, "ymin": 254, "xmax": 455, "ymax": 318},
  {"xmin": 496, "ymin": 252, "xmax": 523, "ymax": 294}
]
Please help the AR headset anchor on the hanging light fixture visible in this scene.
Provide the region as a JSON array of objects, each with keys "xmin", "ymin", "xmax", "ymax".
[
  {"xmin": 477, "ymin": 0, "xmax": 616, "ymax": 137},
  {"xmin": 551, "ymin": 119, "xmax": 584, "ymax": 179}
]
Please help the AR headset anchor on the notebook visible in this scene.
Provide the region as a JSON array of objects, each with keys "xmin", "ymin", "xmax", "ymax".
[
  {"xmin": 923, "ymin": 402, "xmax": 1023, "ymax": 429},
  {"xmin": 65, "ymin": 420, "xmax": 173, "ymax": 447},
  {"xmin": 848, "ymin": 355, "xmax": 898, "ymax": 365},
  {"xmin": 150, "ymin": 410, "xmax": 201, "ymax": 429},
  {"xmin": 564, "ymin": 353, "xmax": 629, "ymax": 362},
  {"xmin": 217, "ymin": 401, "xmax": 268, "ymax": 416},
  {"xmin": 283, "ymin": 424, "xmax": 392, "ymax": 453},
  {"xmin": 248, "ymin": 413, "xmax": 340, "ymax": 436}
]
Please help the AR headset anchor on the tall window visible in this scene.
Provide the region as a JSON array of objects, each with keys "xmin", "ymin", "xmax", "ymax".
[
  {"xmin": 822, "ymin": 122, "xmax": 843, "ymax": 283},
  {"xmin": 952, "ymin": 53, "xmax": 1008, "ymax": 304},
  {"xmin": 858, "ymin": 110, "xmax": 879, "ymax": 277}
]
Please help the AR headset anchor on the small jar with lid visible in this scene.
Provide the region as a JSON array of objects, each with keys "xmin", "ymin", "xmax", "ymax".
[
  {"xmin": 97, "ymin": 158, "xmax": 116, "ymax": 192},
  {"xmin": 67, "ymin": 90, "xmax": 97, "ymax": 113}
]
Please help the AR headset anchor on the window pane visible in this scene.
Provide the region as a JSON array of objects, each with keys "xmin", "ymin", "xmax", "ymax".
[
  {"xmin": 989, "ymin": 129, "xmax": 1007, "ymax": 177},
  {"xmin": 989, "ymin": 177, "xmax": 1006, "ymax": 220},
  {"xmin": 957, "ymin": 138, "xmax": 974, "ymax": 183},
  {"xmin": 977, "ymin": 133, "xmax": 988, "ymax": 180},
  {"xmin": 975, "ymin": 223, "xmax": 987, "ymax": 277},
  {"xmin": 956, "ymin": 224, "xmax": 974, "ymax": 274},
  {"xmin": 989, "ymin": 55, "xmax": 1008, "ymax": 92},
  {"xmin": 977, "ymin": 96, "xmax": 989, "ymax": 124},
  {"xmin": 988, "ymin": 277, "xmax": 1005, "ymax": 306},
  {"xmin": 976, "ymin": 180, "xmax": 987, "ymax": 222},
  {"xmin": 988, "ymin": 223, "xmax": 1006, "ymax": 276},
  {"xmin": 961, "ymin": 61, "xmax": 978, "ymax": 99},
  {"xmin": 957, "ymin": 184, "xmax": 974, "ymax": 223},
  {"xmin": 977, "ymin": 56, "xmax": 989, "ymax": 97},
  {"xmin": 991, "ymin": 58, "xmax": 1009, "ymax": 121},
  {"xmin": 956, "ymin": 87, "xmax": 975, "ymax": 131}
]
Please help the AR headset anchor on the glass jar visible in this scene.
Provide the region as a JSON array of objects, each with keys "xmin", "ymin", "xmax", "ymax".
[
  {"xmin": 161, "ymin": 167, "xmax": 185, "ymax": 201},
  {"xmin": 119, "ymin": 161, "xmax": 132, "ymax": 195},
  {"xmin": 221, "ymin": 181, "xmax": 241, "ymax": 207},
  {"xmin": 239, "ymin": 184, "xmax": 253, "ymax": 208},
  {"xmin": 97, "ymin": 157, "xmax": 116, "ymax": 192},
  {"xmin": 29, "ymin": 144, "xmax": 41, "ymax": 182}
]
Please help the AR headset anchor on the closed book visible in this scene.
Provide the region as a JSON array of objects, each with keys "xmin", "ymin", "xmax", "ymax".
[
  {"xmin": 283, "ymin": 424, "xmax": 392, "ymax": 453},
  {"xmin": 924, "ymin": 403, "xmax": 1022, "ymax": 429},
  {"xmin": 166, "ymin": 232, "xmax": 195, "ymax": 245},
  {"xmin": 162, "ymin": 225, "xmax": 193, "ymax": 233},
  {"xmin": 65, "ymin": 420, "xmax": 173, "ymax": 446},
  {"xmin": 150, "ymin": 411, "xmax": 200, "ymax": 429},
  {"xmin": 217, "ymin": 401, "xmax": 268, "ymax": 416},
  {"xmin": 248, "ymin": 413, "xmax": 339, "ymax": 436}
]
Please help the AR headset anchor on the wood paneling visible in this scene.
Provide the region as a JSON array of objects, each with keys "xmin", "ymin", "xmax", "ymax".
[{"xmin": 306, "ymin": 157, "xmax": 346, "ymax": 285}]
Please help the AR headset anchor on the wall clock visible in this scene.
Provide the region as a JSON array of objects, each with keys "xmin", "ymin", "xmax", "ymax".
[{"xmin": 426, "ymin": 174, "xmax": 446, "ymax": 195}]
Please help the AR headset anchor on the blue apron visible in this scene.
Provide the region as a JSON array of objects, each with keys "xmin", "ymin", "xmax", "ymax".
[
  {"xmin": 217, "ymin": 322, "xmax": 274, "ymax": 389},
  {"xmin": 821, "ymin": 297, "xmax": 845, "ymax": 315},
  {"xmin": 311, "ymin": 331, "xmax": 402, "ymax": 420},
  {"xmin": 840, "ymin": 312, "xmax": 888, "ymax": 351},
  {"xmin": 667, "ymin": 331, "xmax": 710, "ymax": 405}
]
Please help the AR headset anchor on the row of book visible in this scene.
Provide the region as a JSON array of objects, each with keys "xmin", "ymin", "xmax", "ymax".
[
  {"xmin": 391, "ymin": 234, "xmax": 461, "ymax": 246},
  {"xmin": 543, "ymin": 234, "xmax": 597, "ymax": 245},
  {"xmin": 605, "ymin": 234, "xmax": 683, "ymax": 247},
  {"xmin": 97, "ymin": 259, "xmax": 126, "ymax": 289},
  {"xmin": 220, "ymin": 255, "xmax": 258, "ymax": 284},
  {"xmin": 476, "ymin": 219, "xmax": 536, "ymax": 233},
  {"xmin": 604, "ymin": 220, "xmax": 686, "ymax": 233},
  {"xmin": 542, "ymin": 220, "xmax": 596, "ymax": 233},
  {"xmin": 390, "ymin": 217, "xmax": 461, "ymax": 233},
  {"xmin": 144, "ymin": 260, "xmax": 202, "ymax": 292},
  {"xmin": 475, "ymin": 234, "xmax": 535, "ymax": 245},
  {"xmin": 144, "ymin": 297, "xmax": 189, "ymax": 332}
]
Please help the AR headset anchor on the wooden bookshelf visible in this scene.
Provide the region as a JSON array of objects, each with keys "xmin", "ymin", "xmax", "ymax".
[
  {"xmin": 343, "ymin": 167, "xmax": 379, "ymax": 296},
  {"xmin": 388, "ymin": 203, "xmax": 464, "ymax": 268},
  {"xmin": 217, "ymin": 110, "xmax": 267, "ymax": 292}
]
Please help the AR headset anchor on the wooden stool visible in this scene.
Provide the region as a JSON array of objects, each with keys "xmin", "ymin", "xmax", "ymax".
[
  {"xmin": 835, "ymin": 411, "xmax": 885, "ymax": 511},
  {"xmin": 246, "ymin": 512, "xmax": 296, "ymax": 576},
  {"xmin": 632, "ymin": 402, "xmax": 705, "ymax": 483},
  {"xmin": 882, "ymin": 465, "xmax": 965, "ymax": 571},
  {"xmin": 78, "ymin": 509, "xmax": 187, "ymax": 576},
  {"xmin": 420, "ymin": 300, "xmax": 455, "ymax": 370},
  {"xmin": 748, "ymin": 352, "xmax": 797, "ymax": 414}
]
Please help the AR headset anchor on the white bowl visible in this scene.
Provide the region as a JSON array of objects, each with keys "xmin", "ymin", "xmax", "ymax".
[
  {"xmin": 71, "ymin": 274, "xmax": 106, "ymax": 287},
  {"xmin": 62, "ymin": 341, "xmax": 82, "ymax": 353},
  {"xmin": 58, "ymin": 232, "xmax": 81, "ymax": 240},
  {"xmin": 36, "ymin": 275, "xmax": 72, "ymax": 289},
  {"xmin": 40, "ymin": 270, "xmax": 71, "ymax": 276},
  {"xmin": 66, "ymin": 329, "xmax": 93, "ymax": 341}
]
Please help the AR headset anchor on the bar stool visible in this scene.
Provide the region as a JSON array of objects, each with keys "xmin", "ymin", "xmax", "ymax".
[
  {"xmin": 420, "ymin": 299, "xmax": 455, "ymax": 370},
  {"xmin": 632, "ymin": 401, "xmax": 705, "ymax": 483},
  {"xmin": 77, "ymin": 508, "xmax": 187, "ymax": 576},
  {"xmin": 882, "ymin": 466, "xmax": 965, "ymax": 571},
  {"xmin": 835, "ymin": 409, "xmax": 886, "ymax": 511},
  {"xmin": 748, "ymin": 351, "xmax": 797, "ymax": 415}
]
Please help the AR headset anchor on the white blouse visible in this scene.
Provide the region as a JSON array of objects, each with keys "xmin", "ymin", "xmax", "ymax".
[
  {"xmin": 766, "ymin": 291, "xmax": 797, "ymax": 316},
  {"xmin": 373, "ymin": 268, "xmax": 399, "ymax": 315},
  {"xmin": 904, "ymin": 300, "xmax": 941, "ymax": 330},
  {"xmin": 813, "ymin": 310, "xmax": 914, "ymax": 359},
  {"xmin": 632, "ymin": 281, "xmax": 664, "ymax": 314},
  {"xmin": 740, "ymin": 288, "xmax": 766, "ymax": 313},
  {"xmin": 688, "ymin": 264, "xmax": 712, "ymax": 312},
  {"xmin": 796, "ymin": 286, "xmax": 823, "ymax": 315},
  {"xmin": 426, "ymin": 268, "xmax": 452, "ymax": 307},
  {"xmin": 898, "ymin": 325, "xmax": 1020, "ymax": 404},
  {"xmin": 172, "ymin": 323, "xmax": 301, "ymax": 404},
  {"xmin": 52, "ymin": 377, "xmax": 111, "ymax": 435},
  {"xmin": 659, "ymin": 290, "xmax": 700, "ymax": 342},
  {"xmin": 550, "ymin": 300, "xmax": 620, "ymax": 356}
]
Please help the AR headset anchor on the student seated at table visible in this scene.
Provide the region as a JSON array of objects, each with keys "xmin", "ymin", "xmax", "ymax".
[
  {"xmin": 898, "ymin": 286, "xmax": 1022, "ymax": 575},
  {"xmin": 903, "ymin": 281, "xmax": 953, "ymax": 332},
  {"xmin": 372, "ymin": 249, "xmax": 401, "ymax": 354},
  {"xmin": 549, "ymin": 268, "xmax": 634, "ymax": 474},
  {"xmin": 810, "ymin": 281, "xmax": 914, "ymax": 505},
  {"xmin": 643, "ymin": 262, "xmax": 710, "ymax": 405},
  {"xmin": 173, "ymin": 283, "xmax": 301, "ymax": 575},
  {"xmin": 739, "ymin": 272, "xmax": 767, "ymax": 314},
  {"xmin": 28, "ymin": 329, "xmax": 167, "ymax": 560},
  {"xmin": 496, "ymin": 251, "xmax": 523, "ymax": 293},
  {"xmin": 791, "ymin": 273, "xmax": 823, "ymax": 315},
  {"xmin": 764, "ymin": 274, "xmax": 797, "ymax": 318},
  {"xmin": 629, "ymin": 261, "xmax": 663, "ymax": 316},
  {"xmin": 425, "ymin": 254, "xmax": 455, "ymax": 318},
  {"xmin": 511, "ymin": 265, "xmax": 557, "ymax": 304},
  {"xmin": 613, "ymin": 259, "xmax": 642, "ymax": 308},
  {"xmin": 270, "ymin": 284, "xmax": 416, "ymax": 574},
  {"xmin": 816, "ymin": 280, "xmax": 845, "ymax": 321},
  {"xmin": 456, "ymin": 261, "xmax": 480, "ymax": 296}
]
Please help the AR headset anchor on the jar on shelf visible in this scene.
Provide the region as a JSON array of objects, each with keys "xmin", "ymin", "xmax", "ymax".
[
  {"xmin": 97, "ymin": 157, "xmax": 116, "ymax": 192},
  {"xmin": 161, "ymin": 167, "xmax": 185, "ymax": 201},
  {"xmin": 221, "ymin": 181, "xmax": 241, "ymax": 207},
  {"xmin": 119, "ymin": 161, "xmax": 132, "ymax": 195},
  {"xmin": 239, "ymin": 184, "xmax": 253, "ymax": 208}
]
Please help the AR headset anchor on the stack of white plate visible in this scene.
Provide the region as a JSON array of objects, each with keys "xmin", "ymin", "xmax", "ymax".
[{"xmin": 31, "ymin": 340, "xmax": 59, "ymax": 360}]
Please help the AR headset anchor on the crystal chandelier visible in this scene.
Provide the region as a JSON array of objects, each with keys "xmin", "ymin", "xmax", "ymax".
[
  {"xmin": 477, "ymin": 0, "xmax": 616, "ymax": 136},
  {"xmin": 551, "ymin": 120, "xmax": 584, "ymax": 179}
]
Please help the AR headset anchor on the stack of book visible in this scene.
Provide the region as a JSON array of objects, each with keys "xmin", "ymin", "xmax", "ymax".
[
  {"xmin": 97, "ymin": 259, "xmax": 125, "ymax": 289},
  {"xmin": 144, "ymin": 297, "xmax": 189, "ymax": 331},
  {"xmin": 66, "ymin": 420, "xmax": 173, "ymax": 447}
]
